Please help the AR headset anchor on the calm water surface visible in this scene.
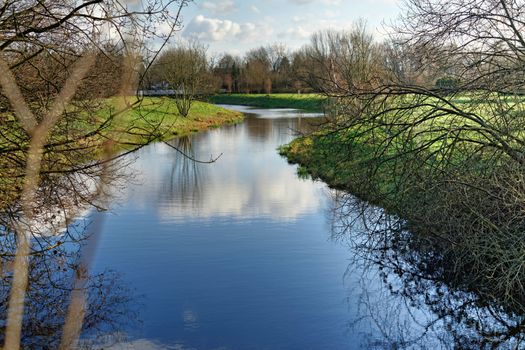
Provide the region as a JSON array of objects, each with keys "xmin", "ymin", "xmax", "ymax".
[
  {"xmin": 90, "ymin": 106, "xmax": 393, "ymax": 349},
  {"xmin": 79, "ymin": 105, "xmax": 525, "ymax": 350}
]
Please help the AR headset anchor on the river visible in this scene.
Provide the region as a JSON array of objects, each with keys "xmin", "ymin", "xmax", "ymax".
[
  {"xmin": 88, "ymin": 106, "xmax": 365, "ymax": 349},
  {"xmin": 78, "ymin": 106, "xmax": 522, "ymax": 349}
]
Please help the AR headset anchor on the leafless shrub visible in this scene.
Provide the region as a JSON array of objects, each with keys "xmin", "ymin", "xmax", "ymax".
[{"xmin": 289, "ymin": 4, "xmax": 525, "ymax": 344}]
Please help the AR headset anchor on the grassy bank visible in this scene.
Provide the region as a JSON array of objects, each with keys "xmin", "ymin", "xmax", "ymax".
[
  {"xmin": 209, "ymin": 93, "xmax": 326, "ymax": 112},
  {"xmin": 273, "ymin": 91, "xmax": 525, "ymax": 331},
  {"xmin": 279, "ymin": 132, "xmax": 389, "ymax": 204},
  {"xmin": 278, "ymin": 115, "xmax": 498, "ymax": 213},
  {"xmin": 101, "ymin": 97, "xmax": 244, "ymax": 147}
]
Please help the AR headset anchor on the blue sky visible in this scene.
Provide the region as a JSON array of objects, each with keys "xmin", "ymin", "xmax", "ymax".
[{"xmin": 177, "ymin": 0, "xmax": 403, "ymax": 55}]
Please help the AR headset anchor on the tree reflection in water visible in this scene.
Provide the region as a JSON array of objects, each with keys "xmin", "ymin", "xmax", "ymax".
[
  {"xmin": 0, "ymin": 163, "xmax": 138, "ymax": 349},
  {"xmin": 164, "ymin": 136, "xmax": 205, "ymax": 208},
  {"xmin": 328, "ymin": 191, "xmax": 525, "ymax": 348}
]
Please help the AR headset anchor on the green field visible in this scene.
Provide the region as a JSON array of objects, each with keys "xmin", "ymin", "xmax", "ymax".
[{"xmin": 209, "ymin": 93, "xmax": 326, "ymax": 112}]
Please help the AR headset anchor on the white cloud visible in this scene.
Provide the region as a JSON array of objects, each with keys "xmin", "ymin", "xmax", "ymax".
[
  {"xmin": 157, "ymin": 21, "xmax": 174, "ymax": 36},
  {"xmin": 184, "ymin": 15, "xmax": 241, "ymax": 41},
  {"xmin": 200, "ymin": 0, "xmax": 237, "ymax": 14},
  {"xmin": 288, "ymin": 0, "xmax": 314, "ymax": 4},
  {"xmin": 176, "ymin": 0, "xmax": 401, "ymax": 54},
  {"xmin": 156, "ymin": 139, "xmax": 326, "ymax": 222},
  {"xmin": 184, "ymin": 15, "xmax": 272, "ymax": 43},
  {"xmin": 286, "ymin": 26, "xmax": 312, "ymax": 39},
  {"xmin": 120, "ymin": 118, "xmax": 327, "ymax": 223},
  {"xmin": 288, "ymin": 0, "xmax": 342, "ymax": 4}
]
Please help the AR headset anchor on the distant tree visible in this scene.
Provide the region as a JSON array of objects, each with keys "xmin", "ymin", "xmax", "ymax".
[
  {"xmin": 211, "ymin": 44, "xmax": 307, "ymax": 93},
  {"xmin": 244, "ymin": 47, "xmax": 272, "ymax": 93},
  {"xmin": 264, "ymin": 77, "xmax": 272, "ymax": 94},
  {"xmin": 380, "ymin": 39, "xmax": 425, "ymax": 86},
  {"xmin": 151, "ymin": 41, "xmax": 210, "ymax": 117},
  {"xmin": 266, "ymin": 44, "xmax": 288, "ymax": 72},
  {"xmin": 290, "ymin": 49, "xmax": 313, "ymax": 93},
  {"xmin": 265, "ymin": 44, "xmax": 294, "ymax": 92},
  {"xmin": 214, "ymin": 54, "xmax": 242, "ymax": 93},
  {"xmin": 275, "ymin": 55, "xmax": 293, "ymax": 91},
  {"xmin": 244, "ymin": 59, "xmax": 267, "ymax": 93},
  {"xmin": 298, "ymin": 24, "xmax": 384, "ymax": 95}
]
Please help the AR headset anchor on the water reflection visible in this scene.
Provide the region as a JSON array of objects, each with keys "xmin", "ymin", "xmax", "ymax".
[
  {"xmin": 328, "ymin": 191, "xmax": 525, "ymax": 348},
  {"xmin": 3, "ymin": 106, "xmax": 356, "ymax": 349},
  {"xmin": 0, "ymin": 241, "xmax": 138, "ymax": 349},
  {"xmin": 124, "ymin": 108, "xmax": 327, "ymax": 223},
  {"xmin": 0, "ymin": 158, "xmax": 139, "ymax": 349},
  {"xmin": 93, "ymin": 108, "xmax": 357, "ymax": 349},
  {"xmin": 162, "ymin": 136, "xmax": 205, "ymax": 211}
]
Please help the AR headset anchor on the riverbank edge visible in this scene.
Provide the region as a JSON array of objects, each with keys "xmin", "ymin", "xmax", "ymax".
[
  {"xmin": 276, "ymin": 110, "xmax": 431, "ymax": 220},
  {"xmin": 208, "ymin": 93, "xmax": 326, "ymax": 112},
  {"xmin": 158, "ymin": 100, "xmax": 245, "ymax": 138},
  {"xmin": 278, "ymin": 135, "xmax": 391, "ymax": 210},
  {"xmin": 106, "ymin": 97, "xmax": 245, "ymax": 148}
]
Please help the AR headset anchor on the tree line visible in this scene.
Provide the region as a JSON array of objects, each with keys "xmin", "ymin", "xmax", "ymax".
[
  {"xmin": 143, "ymin": 25, "xmax": 459, "ymax": 98},
  {"xmin": 144, "ymin": 42, "xmax": 302, "ymax": 95}
]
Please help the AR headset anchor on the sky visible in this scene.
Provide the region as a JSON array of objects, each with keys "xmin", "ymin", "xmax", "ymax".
[{"xmin": 177, "ymin": 0, "xmax": 403, "ymax": 55}]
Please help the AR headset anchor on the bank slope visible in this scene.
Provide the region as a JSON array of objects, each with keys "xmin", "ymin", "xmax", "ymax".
[{"xmin": 101, "ymin": 97, "xmax": 244, "ymax": 146}]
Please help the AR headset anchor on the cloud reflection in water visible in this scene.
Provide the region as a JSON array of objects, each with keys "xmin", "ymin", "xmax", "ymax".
[{"xmin": 122, "ymin": 111, "xmax": 326, "ymax": 223}]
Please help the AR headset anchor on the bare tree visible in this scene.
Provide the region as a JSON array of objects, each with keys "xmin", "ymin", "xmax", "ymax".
[
  {"xmin": 214, "ymin": 54, "xmax": 237, "ymax": 93},
  {"xmin": 295, "ymin": 22, "xmax": 384, "ymax": 96},
  {"xmin": 0, "ymin": 1, "xmax": 193, "ymax": 349},
  {"xmin": 287, "ymin": 1, "xmax": 525, "ymax": 321},
  {"xmin": 243, "ymin": 47, "xmax": 272, "ymax": 93},
  {"xmin": 148, "ymin": 41, "xmax": 211, "ymax": 117}
]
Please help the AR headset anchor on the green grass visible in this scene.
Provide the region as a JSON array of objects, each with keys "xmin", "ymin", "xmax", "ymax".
[
  {"xmin": 279, "ymin": 132, "xmax": 379, "ymax": 193},
  {"xmin": 97, "ymin": 97, "xmax": 244, "ymax": 147},
  {"xmin": 209, "ymin": 93, "xmax": 326, "ymax": 112},
  {"xmin": 279, "ymin": 95, "xmax": 525, "ymax": 311}
]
